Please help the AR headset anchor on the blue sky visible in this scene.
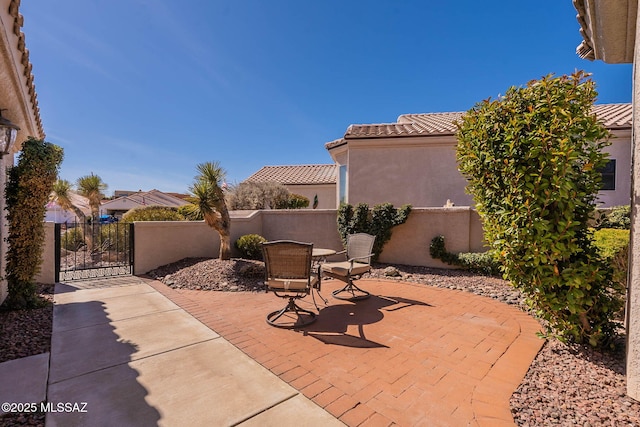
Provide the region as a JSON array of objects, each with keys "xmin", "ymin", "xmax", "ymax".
[{"xmin": 21, "ymin": 1, "xmax": 632, "ymax": 196}]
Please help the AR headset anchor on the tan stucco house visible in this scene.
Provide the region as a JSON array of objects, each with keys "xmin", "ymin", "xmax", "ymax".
[
  {"xmin": 0, "ymin": 0, "xmax": 45, "ymax": 304},
  {"xmin": 326, "ymin": 103, "xmax": 632, "ymax": 209},
  {"xmin": 573, "ymin": 0, "xmax": 640, "ymax": 401},
  {"xmin": 245, "ymin": 164, "xmax": 337, "ymax": 209}
]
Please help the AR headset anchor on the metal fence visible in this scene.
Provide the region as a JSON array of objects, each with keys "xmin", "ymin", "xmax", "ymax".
[{"xmin": 54, "ymin": 221, "xmax": 134, "ymax": 281}]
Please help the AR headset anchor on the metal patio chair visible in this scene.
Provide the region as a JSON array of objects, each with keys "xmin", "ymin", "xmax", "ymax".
[
  {"xmin": 261, "ymin": 240, "xmax": 320, "ymax": 328},
  {"xmin": 321, "ymin": 233, "xmax": 375, "ymax": 301}
]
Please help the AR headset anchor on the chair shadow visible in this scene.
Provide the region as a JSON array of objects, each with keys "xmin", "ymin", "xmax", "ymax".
[{"xmin": 302, "ymin": 294, "xmax": 432, "ymax": 348}]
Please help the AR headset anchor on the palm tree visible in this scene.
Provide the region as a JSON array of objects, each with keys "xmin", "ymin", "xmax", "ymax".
[
  {"xmin": 76, "ymin": 173, "xmax": 107, "ymax": 252},
  {"xmin": 76, "ymin": 173, "xmax": 107, "ymax": 221},
  {"xmin": 50, "ymin": 179, "xmax": 86, "ymax": 223},
  {"xmin": 186, "ymin": 162, "xmax": 231, "ymax": 260}
]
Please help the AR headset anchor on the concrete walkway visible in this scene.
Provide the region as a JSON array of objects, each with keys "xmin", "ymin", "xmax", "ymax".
[{"xmin": 45, "ymin": 276, "xmax": 343, "ymax": 426}]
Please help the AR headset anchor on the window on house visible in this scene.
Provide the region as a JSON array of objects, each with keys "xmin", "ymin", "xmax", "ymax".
[
  {"xmin": 598, "ymin": 159, "xmax": 616, "ymax": 190},
  {"xmin": 339, "ymin": 165, "xmax": 347, "ymax": 204}
]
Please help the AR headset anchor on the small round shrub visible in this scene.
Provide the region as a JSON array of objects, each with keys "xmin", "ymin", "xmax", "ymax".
[
  {"xmin": 122, "ymin": 206, "xmax": 185, "ymax": 222},
  {"xmin": 62, "ymin": 227, "xmax": 85, "ymax": 251},
  {"xmin": 287, "ymin": 194, "xmax": 310, "ymax": 209},
  {"xmin": 236, "ymin": 234, "xmax": 267, "ymax": 260}
]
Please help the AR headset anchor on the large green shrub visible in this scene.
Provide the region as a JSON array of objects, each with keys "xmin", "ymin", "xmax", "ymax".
[
  {"xmin": 429, "ymin": 236, "xmax": 501, "ymax": 276},
  {"xmin": 337, "ymin": 203, "xmax": 411, "ymax": 261},
  {"xmin": 228, "ymin": 181, "xmax": 309, "ymax": 210},
  {"xmin": 121, "ymin": 206, "xmax": 185, "ymax": 222},
  {"xmin": 228, "ymin": 181, "xmax": 289, "ymax": 210},
  {"xmin": 236, "ymin": 234, "xmax": 267, "ymax": 260},
  {"xmin": 4, "ymin": 138, "xmax": 63, "ymax": 308},
  {"xmin": 456, "ymin": 71, "xmax": 622, "ymax": 346}
]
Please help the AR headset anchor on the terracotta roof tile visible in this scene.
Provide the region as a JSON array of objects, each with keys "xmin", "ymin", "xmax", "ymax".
[
  {"xmin": 592, "ymin": 103, "xmax": 633, "ymax": 129},
  {"xmin": 326, "ymin": 103, "xmax": 630, "ymax": 149},
  {"xmin": 9, "ymin": 0, "xmax": 44, "ymax": 138},
  {"xmin": 246, "ymin": 165, "xmax": 337, "ymax": 185}
]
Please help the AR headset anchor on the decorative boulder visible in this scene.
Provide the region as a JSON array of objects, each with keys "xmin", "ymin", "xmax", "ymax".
[{"xmin": 383, "ymin": 266, "xmax": 401, "ymax": 277}]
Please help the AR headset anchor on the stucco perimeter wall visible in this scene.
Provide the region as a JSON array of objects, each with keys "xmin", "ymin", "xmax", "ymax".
[
  {"xmin": 134, "ymin": 221, "xmax": 221, "ymax": 275},
  {"xmin": 378, "ymin": 207, "xmax": 486, "ymax": 268},
  {"xmin": 131, "ymin": 207, "xmax": 484, "ymax": 275},
  {"xmin": 34, "ymin": 222, "xmax": 56, "ymax": 285},
  {"xmin": 37, "ymin": 208, "xmax": 485, "ymax": 282},
  {"xmin": 259, "ymin": 209, "xmax": 343, "ymax": 250}
]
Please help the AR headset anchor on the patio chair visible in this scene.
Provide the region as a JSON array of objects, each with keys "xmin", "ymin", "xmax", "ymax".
[
  {"xmin": 321, "ymin": 233, "xmax": 375, "ymax": 301},
  {"xmin": 261, "ymin": 240, "xmax": 320, "ymax": 328}
]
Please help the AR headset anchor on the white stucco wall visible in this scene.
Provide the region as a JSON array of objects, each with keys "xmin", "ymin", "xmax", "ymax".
[
  {"xmin": 598, "ymin": 129, "xmax": 632, "ymax": 207},
  {"xmin": 344, "ymin": 136, "xmax": 475, "ymax": 208},
  {"xmin": 285, "ymin": 184, "xmax": 336, "ymax": 209},
  {"xmin": 331, "ymin": 130, "xmax": 631, "ymax": 209},
  {"xmin": 627, "ymin": 5, "xmax": 640, "ymax": 400}
]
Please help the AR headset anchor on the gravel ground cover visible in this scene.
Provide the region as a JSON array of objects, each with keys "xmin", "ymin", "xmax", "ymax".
[
  {"xmin": 0, "ymin": 284, "xmax": 53, "ymax": 427},
  {"xmin": 1, "ymin": 259, "xmax": 639, "ymax": 426}
]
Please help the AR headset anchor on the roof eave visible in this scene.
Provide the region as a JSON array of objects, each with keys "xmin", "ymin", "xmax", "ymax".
[{"xmin": 574, "ymin": 0, "xmax": 637, "ymax": 64}]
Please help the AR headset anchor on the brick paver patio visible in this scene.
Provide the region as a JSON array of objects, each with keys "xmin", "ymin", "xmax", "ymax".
[{"xmin": 150, "ymin": 278, "xmax": 543, "ymax": 426}]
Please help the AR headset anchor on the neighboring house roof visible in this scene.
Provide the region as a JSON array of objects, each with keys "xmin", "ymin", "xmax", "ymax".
[
  {"xmin": 47, "ymin": 191, "xmax": 91, "ymax": 217},
  {"xmin": 246, "ymin": 165, "xmax": 337, "ymax": 185},
  {"xmin": 100, "ymin": 189, "xmax": 189, "ymax": 211},
  {"xmin": 573, "ymin": 0, "xmax": 636, "ymax": 63},
  {"xmin": 326, "ymin": 103, "xmax": 632, "ymax": 149},
  {"xmin": 68, "ymin": 192, "xmax": 91, "ymax": 216}
]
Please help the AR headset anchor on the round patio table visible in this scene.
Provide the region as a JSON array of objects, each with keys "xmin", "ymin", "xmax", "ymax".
[
  {"xmin": 312, "ymin": 248, "xmax": 337, "ymax": 258},
  {"xmin": 312, "ymin": 248, "xmax": 337, "ymax": 262}
]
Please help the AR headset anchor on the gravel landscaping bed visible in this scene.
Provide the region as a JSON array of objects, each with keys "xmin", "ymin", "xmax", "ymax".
[
  {"xmin": 0, "ymin": 283, "xmax": 53, "ymax": 427},
  {"xmin": 0, "ymin": 283, "xmax": 54, "ymax": 364},
  {"xmin": 1, "ymin": 259, "xmax": 639, "ymax": 426}
]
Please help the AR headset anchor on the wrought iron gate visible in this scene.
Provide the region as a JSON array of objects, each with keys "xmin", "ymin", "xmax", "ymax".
[{"xmin": 55, "ymin": 221, "xmax": 134, "ymax": 281}]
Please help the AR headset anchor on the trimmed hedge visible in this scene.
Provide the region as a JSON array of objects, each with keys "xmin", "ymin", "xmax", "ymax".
[
  {"xmin": 429, "ymin": 236, "xmax": 501, "ymax": 276},
  {"xmin": 593, "ymin": 228, "xmax": 629, "ymax": 303},
  {"xmin": 122, "ymin": 206, "xmax": 185, "ymax": 222}
]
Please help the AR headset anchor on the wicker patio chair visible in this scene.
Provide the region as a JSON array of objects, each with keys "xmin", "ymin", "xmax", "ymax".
[
  {"xmin": 261, "ymin": 240, "xmax": 320, "ymax": 328},
  {"xmin": 321, "ymin": 233, "xmax": 375, "ymax": 301}
]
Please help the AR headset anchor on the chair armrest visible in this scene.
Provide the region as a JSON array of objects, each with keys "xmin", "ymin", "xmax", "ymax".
[
  {"xmin": 347, "ymin": 253, "xmax": 374, "ymax": 272},
  {"xmin": 347, "ymin": 253, "xmax": 374, "ymax": 264}
]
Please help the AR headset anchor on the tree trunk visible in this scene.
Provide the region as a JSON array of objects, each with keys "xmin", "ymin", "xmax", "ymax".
[{"xmin": 219, "ymin": 230, "xmax": 231, "ymax": 260}]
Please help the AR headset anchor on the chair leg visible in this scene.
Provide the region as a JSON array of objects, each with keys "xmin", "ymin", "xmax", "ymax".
[
  {"xmin": 332, "ymin": 279, "xmax": 371, "ymax": 301},
  {"xmin": 266, "ymin": 297, "xmax": 317, "ymax": 328}
]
